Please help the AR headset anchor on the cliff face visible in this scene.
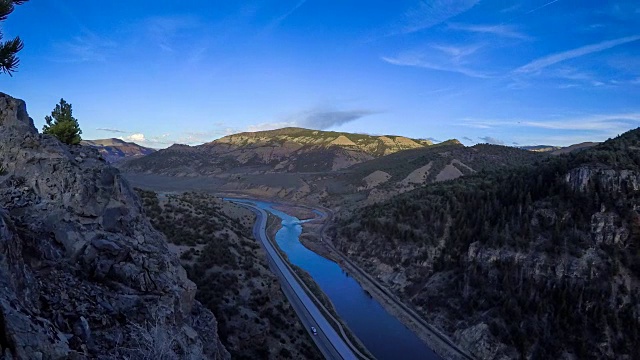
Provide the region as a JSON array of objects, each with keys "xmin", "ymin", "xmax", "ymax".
[{"xmin": 0, "ymin": 93, "xmax": 229, "ymax": 359}]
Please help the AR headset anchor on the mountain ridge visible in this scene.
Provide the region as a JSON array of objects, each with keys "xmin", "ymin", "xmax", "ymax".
[
  {"xmin": 120, "ymin": 127, "xmax": 445, "ymax": 175},
  {"xmin": 209, "ymin": 127, "xmax": 434, "ymax": 155},
  {"xmin": 81, "ymin": 137, "xmax": 156, "ymax": 163}
]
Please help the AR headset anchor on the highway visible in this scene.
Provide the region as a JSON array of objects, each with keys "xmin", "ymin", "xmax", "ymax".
[{"xmin": 230, "ymin": 200, "xmax": 360, "ymax": 360}]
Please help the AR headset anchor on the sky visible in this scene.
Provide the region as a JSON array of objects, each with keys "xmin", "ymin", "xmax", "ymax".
[{"xmin": 2, "ymin": 0, "xmax": 640, "ymax": 148}]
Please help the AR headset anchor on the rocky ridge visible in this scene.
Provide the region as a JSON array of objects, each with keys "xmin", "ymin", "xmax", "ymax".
[
  {"xmin": 212, "ymin": 127, "xmax": 434, "ymax": 156},
  {"xmin": 0, "ymin": 93, "xmax": 229, "ymax": 359},
  {"xmin": 81, "ymin": 138, "xmax": 156, "ymax": 163}
]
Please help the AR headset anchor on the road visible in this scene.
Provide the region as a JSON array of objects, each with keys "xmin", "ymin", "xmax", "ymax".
[{"xmin": 231, "ymin": 201, "xmax": 359, "ymax": 360}]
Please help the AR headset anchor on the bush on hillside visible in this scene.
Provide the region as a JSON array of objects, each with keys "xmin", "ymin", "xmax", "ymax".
[{"xmin": 42, "ymin": 98, "xmax": 83, "ymax": 145}]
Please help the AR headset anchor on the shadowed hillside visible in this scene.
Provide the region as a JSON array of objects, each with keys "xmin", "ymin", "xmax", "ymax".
[
  {"xmin": 318, "ymin": 142, "xmax": 549, "ymax": 209},
  {"xmin": 333, "ymin": 128, "xmax": 640, "ymax": 359}
]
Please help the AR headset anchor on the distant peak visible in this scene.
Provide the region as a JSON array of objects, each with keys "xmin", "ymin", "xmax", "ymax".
[
  {"xmin": 167, "ymin": 143, "xmax": 192, "ymax": 149},
  {"xmin": 82, "ymin": 138, "xmax": 129, "ymax": 146},
  {"xmin": 439, "ymin": 139, "xmax": 462, "ymax": 146}
]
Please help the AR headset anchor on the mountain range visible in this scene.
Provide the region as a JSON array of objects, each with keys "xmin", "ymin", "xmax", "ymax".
[
  {"xmin": 119, "ymin": 128, "xmax": 557, "ymax": 208},
  {"xmin": 118, "ymin": 127, "xmax": 434, "ymax": 175}
]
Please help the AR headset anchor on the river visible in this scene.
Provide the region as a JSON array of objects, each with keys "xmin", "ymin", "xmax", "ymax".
[{"xmin": 243, "ymin": 199, "xmax": 440, "ymax": 360}]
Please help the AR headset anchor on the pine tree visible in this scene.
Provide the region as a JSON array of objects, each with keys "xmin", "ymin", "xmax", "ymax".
[
  {"xmin": 42, "ymin": 99, "xmax": 83, "ymax": 145},
  {"xmin": 0, "ymin": 0, "xmax": 27, "ymax": 75}
]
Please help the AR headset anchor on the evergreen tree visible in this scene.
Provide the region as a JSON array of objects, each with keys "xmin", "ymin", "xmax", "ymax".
[
  {"xmin": 42, "ymin": 98, "xmax": 83, "ymax": 145},
  {"xmin": 0, "ymin": 0, "xmax": 27, "ymax": 75}
]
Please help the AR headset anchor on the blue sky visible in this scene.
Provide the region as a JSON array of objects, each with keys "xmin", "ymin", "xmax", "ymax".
[{"xmin": 2, "ymin": 0, "xmax": 640, "ymax": 147}]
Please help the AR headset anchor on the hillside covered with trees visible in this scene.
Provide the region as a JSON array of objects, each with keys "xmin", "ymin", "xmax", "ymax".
[{"xmin": 333, "ymin": 128, "xmax": 640, "ymax": 359}]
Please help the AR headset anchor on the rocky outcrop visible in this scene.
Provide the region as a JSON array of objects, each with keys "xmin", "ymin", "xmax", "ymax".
[
  {"xmin": 453, "ymin": 323, "xmax": 515, "ymax": 360},
  {"xmin": 564, "ymin": 166, "xmax": 640, "ymax": 194},
  {"xmin": 0, "ymin": 93, "xmax": 229, "ymax": 359}
]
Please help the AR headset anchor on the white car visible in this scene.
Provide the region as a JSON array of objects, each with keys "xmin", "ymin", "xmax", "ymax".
[{"xmin": 311, "ymin": 326, "xmax": 317, "ymax": 335}]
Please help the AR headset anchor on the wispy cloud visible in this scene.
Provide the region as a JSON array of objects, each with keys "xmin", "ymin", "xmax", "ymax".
[
  {"xmin": 382, "ymin": 50, "xmax": 490, "ymax": 78},
  {"xmin": 538, "ymin": 66, "xmax": 610, "ymax": 88},
  {"xmin": 431, "ymin": 43, "xmax": 483, "ymax": 60},
  {"xmin": 296, "ymin": 109, "xmax": 378, "ymax": 129},
  {"xmin": 447, "ymin": 23, "xmax": 531, "ymax": 40},
  {"xmin": 525, "ymin": 0, "xmax": 561, "ymax": 14},
  {"xmin": 247, "ymin": 107, "xmax": 379, "ymax": 132},
  {"xmin": 143, "ymin": 15, "xmax": 202, "ymax": 52},
  {"xmin": 546, "ymin": 67, "xmax": 596, "ymax": 82},
  {"xmin": 112, "ymin": 125, "xmax": 238, "ymax": 147},
  {"xmin": 247, "ymin": 122, "xmax": 296, "ymax": 132},
  {"xmin": 97, "ymin": 128, "xmax": 129, "ymax": 134},
  {"xmin": 500, "ymin": 4, "xmax": 522, "ymax": 13},
  {"xmin": 462, "ymin": 113, "xmax": 640, "ymax": 137},
  {"xmin": 478, "ymin": 136, "xmax": 504, "ymax": 145},
  {"xmin": 270, "ymin": 0, "xmax": 307, "ymax": 28},
  {"xmin": 422, "ymin": 86, "xmax": 455, "ymax": 95},
  {"xmin": 515, "ymin": 35, "xmax": 640, "ymax": 74},
  {"xmin": 462, "ymin": 136, "xmax": 474, "ymax": 142},
  {"xmin": 382, "ymin": 41, "xmax": 493, "ymax": 78},
  {"xmin": 176, "ymin": 129, "xmax": 238, "ymax": 144},
  {"xmin": 51, "ymin": 32, "xmax": 116, "ymax": 63},
  {"xmin": 400, "ymin": 0, "xmax": 480, "ymax": 34}
]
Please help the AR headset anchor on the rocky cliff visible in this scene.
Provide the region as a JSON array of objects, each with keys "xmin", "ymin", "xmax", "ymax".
[{"xmin": 0, "ymin": 93, "xmax": 229, "ymax": 359}]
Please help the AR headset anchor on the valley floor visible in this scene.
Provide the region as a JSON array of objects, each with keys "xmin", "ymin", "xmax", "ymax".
[{"xmin": 124, "ymin": 172, "xmax": 472, "ymax": 359}]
